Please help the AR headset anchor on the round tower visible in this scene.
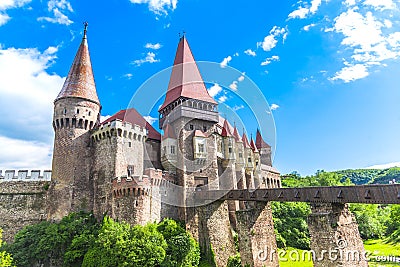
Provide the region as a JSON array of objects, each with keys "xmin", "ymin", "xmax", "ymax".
[{"xmin": 48, "ymin": 23, "xmax": 101, "ymax": 221}]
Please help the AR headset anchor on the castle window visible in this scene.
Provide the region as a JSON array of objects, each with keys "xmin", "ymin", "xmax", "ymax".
[
  {"xmin": 163, "ymin": 146, "xmax": 166, "ymax": 155},
  {"xmin": 63, "ymin": 108, "xmax": 67, "ymax": 115},
  {"xmin": 88, "ymin": 111, "xmax": 91, "ymax": 116},
  {"xmin": 239, "ymin": 153, "xmax": 243, "ymax": 158},
  {"xmin": 228, "ymin": 147, "xmax": 232, "ymax": 154},
  {"xmin": 256, "ymin": 161, "xmax": 259, "ymax": 166},
  {"xmin": 128, "ymin": 142, "xmax": 132, "ymax": 147},
  {"xmin": 76, "ymin": 109, "xmax": 79, "ymax": 114},
  {"xmin": 198, "ymin": 144, "xmax": 204, "ymax": 153},
  {"xmin": 127, "ymin": 165, "xmax": 134, "ymax": 177},
  {"xmin": 170, "ymin": 145, "xmax": 175, "ymax": 154},
  {"xmin": 248, "ymin": 157, "xmax": 251, "ymax": 163},
  {"xmin": 203, "ymin": 126, "xmax": 207, "ymax": 132},
  {"xmin": 189, "ymin": 124, "xmax": 194, "ymax": 130}
]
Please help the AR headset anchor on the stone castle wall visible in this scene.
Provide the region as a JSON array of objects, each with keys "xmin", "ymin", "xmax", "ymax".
[{"xmin": 0, "ymin": 171, "xmax": 50, "ymax": 243}]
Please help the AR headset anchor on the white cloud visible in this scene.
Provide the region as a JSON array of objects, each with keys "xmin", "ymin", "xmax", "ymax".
[
  {"xmin": 344, "ymin": 0, "xmax": 356, "ymax": 6},
  {"xmin": 0, "ymin": 45, "xmax": 65, "ymax": 169},
  {"xmin": 288, "ymin": 7, "xmax": 309, "ymax": 19},
  {"xmin": 123, "ymin": 73, "xmax": 133, "ymax": 79},
  {"xmin": 144, "ymin": 115, "xmax": 157, "ymax": 125},
  {"xmin": 363, "ymin": 0, "xmax": 396, "ymax": 11},
  {"xmin": 220, "ymin": 55, "xmax": 232, "ymax": 68},
  {"xmin": 257, "ymin": 26, "xmax": 287, "ymax": 52},
  {"xmin": 0, "ymin": 136, "xmax": 52, "ymax": 171},
  {"xmin": 218, "ymin": 95, "xmax": 227, "ymax": 103},
  {"xmin": 327, "ymin": 7, "xmax": 400, "ymax": 83},
  {"xmin": 288, "ymin": 0, "xmax": 322, "ymax": 20},
  {"xmin": 37, "ymin": 0, "xmax": 74, "ymax": 25},
  {"xmin": 261, "ymin": 55, "xmax": 280, "ymax": 66},
  {"xmin": 233, "ymin": 52, "xmax": 239, "ymax": 57},
  {"xmin": 238, "ymin": 74, "xmax": 245, "ymax": 82},
  {"xmin": 330, "ymin": 63, "xmax": 369, "ymax": 82},
  {"xmin": 366, "ymin": 161, "xmax": 400, "ymax": 169},
  {"xmin": 0, "ymin": 13, "xmax": 10, "ymax": 26},
  {"xmin": 132, "ymin": 52, "xmax": 160, "ymax": 66},
  {"xmin": 145, "ymin": 43, "xmax": 162, "ymax": 50},
  {"xmin": 232, "ymin": 105, "xmax": 244, "ymax": 111},
  {"xmin": 303, "ymin": 23, "xmax": 316, "ymax": 31},
  {"xmin": 229, "ymin": 81, "xmax": 238, "ymax": 91},
  {"xmin": 129, "ymin": 0, "xmax": 178, "ymax": 15},
  {"xmin": 208, "ymin": 83, "xmax": 222, "ymax": 97},
  {"xmin": 270, "ymin": 104, "xmax": 280, "ymax": 111},
  {"xmin": 244, "ymin": 49, "xmax": 256, "ymax": 56},
  {"xmin": 100, "ymin": 115, "xmax": 111, "ymax": 123},
  {"xmin": 0, "ymin": 0, "xmax": 31, "ymax": 26}
]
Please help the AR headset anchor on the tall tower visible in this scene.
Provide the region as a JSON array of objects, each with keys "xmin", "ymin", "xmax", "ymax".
[
  {"xmin": 48, "ymin": 23, "xmax": 101, "ymax": 221},
  {"xmin": 158, "ymin": 35, "xmax": 219, "ymax": 219}
]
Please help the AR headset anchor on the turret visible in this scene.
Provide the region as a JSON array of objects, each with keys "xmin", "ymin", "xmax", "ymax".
[
  {"xmin": 256, "ymin": 129, "xmax": 272, "ymax": 166},
  {"xmin": 48, "ymin": 23, "xmax": 101, "ymax": 221}
]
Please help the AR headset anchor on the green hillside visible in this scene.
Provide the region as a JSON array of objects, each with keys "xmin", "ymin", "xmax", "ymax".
[{"xmin": 335, "ymin": 167, "xmax": 400, "ymax": 185}]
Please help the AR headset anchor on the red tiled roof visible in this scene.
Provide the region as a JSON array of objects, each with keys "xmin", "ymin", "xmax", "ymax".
[
  {"xmin": 242, "ymin": 133, "xmax": 251, "ymax": 148},
  {"xmin": 232, "ymin": 126, "xmax": 241, "ymax": 142},
  {"xmin": 194, "ymin": 130, "xmax": 207, "ymax": 137},
  {"xmin": 159, "ymin": 36, "xmax": 217, "ymax": 111},
  {"xmin": 256, "ymin": 129, "xmax": 271, "ymax": 149},
  {"xmin": 250, "ymin": 137, "xmax": 259, "ymax": 153},
  {"xmin": 221, "ymin": 119, "xmax": 232, "ymax": 137},
  {"xmin": 162, "ymin": 123, "xmax": 177, "ymax": 140},
  {"xmin": 56, "ymin": 31, "xmax": 100, "ymax": 104},
  {"xmin": 102, "ymin": 109, "xmax": 161, "ymax": 141}
]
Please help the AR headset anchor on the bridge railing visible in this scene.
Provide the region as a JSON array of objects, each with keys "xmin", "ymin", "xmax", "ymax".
[{"xmin": 194, "ymin": 184, "xmax": 400, "ymax": 204}]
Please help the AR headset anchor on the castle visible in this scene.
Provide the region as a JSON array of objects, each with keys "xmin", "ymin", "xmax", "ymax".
[{"xmin": 0, "ymin": 26, "xmax": 282, "ymax": 266}]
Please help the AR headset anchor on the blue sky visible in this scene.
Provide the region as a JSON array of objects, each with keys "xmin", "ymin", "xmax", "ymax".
[{"xmin": 0, "ymin": 0, "xmax": 399, "ymax": 175}]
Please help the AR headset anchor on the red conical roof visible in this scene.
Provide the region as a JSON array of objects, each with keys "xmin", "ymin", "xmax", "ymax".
[
  {"xmin": 256, "ymin": 129, "xmax": 271, "ymax": 149},
  {"xmin": 233, "ymin": 126, "xmax": 241, "ymax": 142},
  {"xmin": 159, "ymin": 36, "xmax": 217, "ymax": 111},
  {"xmin": 250, "ymin": 137, "xmax": 259, "ymax": 153},
  {"xmin": 56, "ymin": 26, "xmax": 100, "ymax": 104},
  {"xmin": 162, "ymin": 123, "xmax": 177, "ymax": 140},
  {"xmin": 242, "ymin": 133, "xmax": 251, "ymax": 148},
  {"xmin": 221, "ymin": 119, "xmax": 232, "ymax": 137}
]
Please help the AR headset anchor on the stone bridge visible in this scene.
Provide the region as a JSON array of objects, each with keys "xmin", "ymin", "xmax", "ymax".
[{"xmin": 192, "ymin": 184, "xmax": 400, "ymax": 267}]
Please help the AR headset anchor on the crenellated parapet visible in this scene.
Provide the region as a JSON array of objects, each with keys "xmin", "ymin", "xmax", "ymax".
[
  {"xmin": 0, "ymin": 170, "xmax": 51, "ymax": 182},
  {"xmin": 91, "ymin": 120, "xmax": 147, "ymax": 143}
]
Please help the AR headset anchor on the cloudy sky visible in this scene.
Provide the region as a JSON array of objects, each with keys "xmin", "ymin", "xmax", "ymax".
[{"xmin": 0, "ymin": 0, "xmax": 399, "ymax": 175}]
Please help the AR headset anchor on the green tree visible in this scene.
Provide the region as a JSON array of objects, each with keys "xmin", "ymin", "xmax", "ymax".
[
  {"xmin": 82, "ymin": 216, "xmax": 167, "ymax": 267},
  {"xmin": 0, "ymin": 229, "xmax": 14, "ymax": 267},
  {"xmin": 350, "ymin": 204, "xmax": 390, "ymax": 239},
  {"xmin": 7, "ymin": 212, "xmax": 99, "ymax": 267},
  {"xmin": 157, "ymin": 219, "xmax": 200, "ymax": 267}
]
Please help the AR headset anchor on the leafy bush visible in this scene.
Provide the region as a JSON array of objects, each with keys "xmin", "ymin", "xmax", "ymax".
[{"xmin": 0, "ymin": 228, "xmax": 14, "ymax": 267}]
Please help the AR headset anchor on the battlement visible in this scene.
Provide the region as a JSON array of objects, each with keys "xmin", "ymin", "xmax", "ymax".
[
  {"xmin": 0, "ymin": 170, "xmax": 51, "ymax": 182},
  {"xmin": 92, "ymin": 120, "xmax": 147, "ymax": 143}
]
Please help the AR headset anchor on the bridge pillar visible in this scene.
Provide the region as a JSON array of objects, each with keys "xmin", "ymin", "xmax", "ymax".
[
  {"xmin": 236, "ymin": 202, "xmax": 279, "ymax": 267},
  {"xmin": 236, "ymin": 167, "xmax": 246, "ymax": 210},
  {"xmin": 187, "ymin": 200, "xmax": 236, "ymax": 267},
  {"xmin": 308, "ymin": 203, "xmax": 368, "ymax": 267},
  {"xmin": 220, "ymin": 162, "xmax": 239, "ymax": 230}
]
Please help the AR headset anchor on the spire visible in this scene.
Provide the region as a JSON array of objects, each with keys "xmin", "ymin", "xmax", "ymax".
[
  {"xmin": 162, "ymin": 123, "xmax": 177, "ymax": 140},
  {"xmin": 242, "ymin": 132, "xmax": 251, "ymax": 148},
  {"xmin": 221, "ymin": 119, "xmax": 232, "ymax": 137},
  {"xmin": 256, "ymin": 129, "xmax": 271, "ymax": 149},
  {"xmin": 159, "ymin": 36, "xmax": 217, "ymax": 111},
  {"xmin": 250, "ymin": 136, "xmax": 259, "ymax": 153},
  {"xmin": 55, "ymin": 22, "xmax": 100, "ymax": 105},
  {"xmin": 232, "ymin": 125, "xmax": 241, "ymax": 142}
]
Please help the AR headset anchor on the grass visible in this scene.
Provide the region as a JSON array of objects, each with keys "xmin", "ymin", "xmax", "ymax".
[
  {"xmin": 278, "ymin": 247, "xmax": 313, "ymax": 267},
  {"xmin": 364, "ymin": 239, "xmax": 400, "ymax": 267},
  {"xmin": 278, "ymin": 240, "xmax": 400, "ymax": 267}
]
